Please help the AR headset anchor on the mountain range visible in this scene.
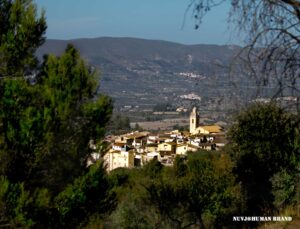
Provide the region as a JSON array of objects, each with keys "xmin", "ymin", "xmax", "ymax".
[{"xmin": 36, "ymin": 37, "xmax": 241, "ymax": 110}]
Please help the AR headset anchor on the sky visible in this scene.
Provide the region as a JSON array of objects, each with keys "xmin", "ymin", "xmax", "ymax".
[{"xmin": 35, "ymin": 0, "xmax": 243, "ymax": 45}]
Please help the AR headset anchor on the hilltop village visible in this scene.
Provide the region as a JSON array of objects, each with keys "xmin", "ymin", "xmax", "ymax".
[{"xmin": 89, "ymin": 107, "xmax": 227, "ymax": 171}]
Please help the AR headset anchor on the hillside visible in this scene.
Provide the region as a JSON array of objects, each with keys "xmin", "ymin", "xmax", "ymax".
[{"xmin": 37, "ymin": 37, "xmax": 242, "ymax": 112}]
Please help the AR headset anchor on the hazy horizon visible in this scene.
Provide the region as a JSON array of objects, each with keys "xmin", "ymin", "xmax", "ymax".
[
  {"xmin": 36, "ymin": 0, "xmax": 244, "ymax": 46},
  {"xmin": 44, "ymin": 36, "xmax": 243, "ymax": 46}
]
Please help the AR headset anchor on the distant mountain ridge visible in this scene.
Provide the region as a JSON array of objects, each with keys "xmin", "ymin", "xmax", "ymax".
[
  {"xmin": 37, "ymin": 37, "xmax": 240, "ymax": 73},
  {"xmin": 36, "ymin": 37, "xmax": 241, "ymax": 109}
]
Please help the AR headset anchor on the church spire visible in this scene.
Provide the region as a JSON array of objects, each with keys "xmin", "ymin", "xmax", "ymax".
[{"xmin": 190, "ymin": 107, "xmax": 199, "ymax": 134}]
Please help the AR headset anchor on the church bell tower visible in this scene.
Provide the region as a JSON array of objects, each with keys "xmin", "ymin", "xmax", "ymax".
[{"xmin": 190, "ymin": 107, "xmax": 199, "ymax": 134}]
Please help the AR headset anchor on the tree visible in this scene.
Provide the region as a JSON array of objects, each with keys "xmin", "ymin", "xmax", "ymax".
[
  {"xmin": 173, "ymin": 156, "xmax": 187, "ymax": 178},
  {"xmin": 228, "ymin": 102, "xmax": 300, "ymax": 215},
  {"xmin": 0, "ymin": 45, "xmax": 113, "ymax": 227},
  {"xmin": 144, "ymin": 153, "xmax": 239, "ymax": 229},
  {"xmin": 190, "ymin": 0, "xmax": 300, "ymax": 109},
  {"xmin": 270, "ymin": 169, "xmax": 300, "ymax": 210},
  {"xmin": 0, "ymin": 176, "xmax": 30, "ymax": 227},
  {"xmin": 106, "ymin": 114, "xmax": 131, "ymax": 134},
  {"xmin": 0, "ymin": 1, "xmax": 114, "ymax": 227},
  {"xmin": 104, "ymin": 168, "xmax": 170, "ymax": 229},
  {"xmin": 55, "ymin": 161, "xmax": 116, "ymax": 228},
  {"xmin": 143, "ymin": 157, "xmax": 163, "ymax": 179},
  {"xmin": 0, "ymin": 0, "xmax": 47, "ymax": 183},
  {"xmin": 0, "ymin": 0, "xmax": 46, "ymax": 76},
  {"xmin": 0, "ymin": 44, "xmax": 113, "ymax": 194}
]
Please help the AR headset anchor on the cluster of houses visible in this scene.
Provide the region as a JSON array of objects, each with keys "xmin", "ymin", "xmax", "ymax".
[{"xmin": 88, "ymin": 107, "xmax": 227, "ymax": 171}]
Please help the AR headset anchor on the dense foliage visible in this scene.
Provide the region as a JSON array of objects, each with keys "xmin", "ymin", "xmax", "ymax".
[
  {"xmin": 0, "ymin": 1, "xmax": 114, "ymax": 227},
  {"xmin": 0, "ymin": 44, "xmax": 114, "ymax": 228},
  {"xmin": 228, "ymin": 103, "xmax": 300, "ymax": 216},
  {"xmin": 106, "ymin": 114, "xmax": 131, "ymax": 135},
  {"xmin": 102, "ymin": 153, "xmax": 240, "ymax": 229},
  {"xmin": 0, "ymin": 0, "xmax": 46, "ymax": 76}
]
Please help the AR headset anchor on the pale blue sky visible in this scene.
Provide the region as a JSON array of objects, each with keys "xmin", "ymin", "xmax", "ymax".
[{"xmin": 35, "ymin": 0, "xmax": 242, "ymax": 45}]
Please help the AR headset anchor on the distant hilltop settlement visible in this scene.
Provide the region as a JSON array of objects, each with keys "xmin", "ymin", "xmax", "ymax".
[{"xmin": 88, "ymin": 107, "xmax": 227, "ymax": 171}]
